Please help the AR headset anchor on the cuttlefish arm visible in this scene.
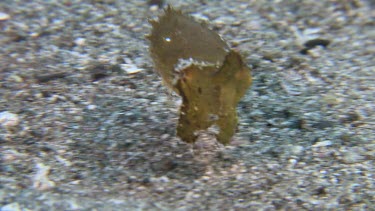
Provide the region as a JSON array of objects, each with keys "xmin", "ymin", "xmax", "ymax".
[{"xmin": 175, "ymin": 51, "xmax": 251, "ymax": 144}]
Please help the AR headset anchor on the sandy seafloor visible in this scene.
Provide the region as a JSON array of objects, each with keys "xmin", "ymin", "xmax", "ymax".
[{"xmin": 0, "ymin": 0, "xmax": 374, "ymax": 210}]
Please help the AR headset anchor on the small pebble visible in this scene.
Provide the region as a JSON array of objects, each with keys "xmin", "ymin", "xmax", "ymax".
[
  {"xmin": 0, "ymin": 111, "xmax": 20, "ymax": 128},
  {"xmin": 304, "ymin": 38, "xmax": 330, "ymax": 49},
  {"xmin": 322, "ymin": 94, "xmax": 343, "ymax": 105},
  {"xmin": 312, "ymin": 140, "xmax": 333, "ymax": 148},
  {"xmin": 160, "ymin": 134, "xmax": 170, "ymax": 140},
  {"xmin": 74, "ymin": 37, "xmax": 86, "ymax": 46},
  {"xmin": 87, "ymin": 104, "xmax": 97, "ymax": 110},
  {"xmin": 191, "ymin": 13, "xmax": 209, "ymax": 22},
  {"xmin": 342, "ymin": 150, "xmax": 364, "ymax": 164},
  {"xmin": 149, "ymin": 5, "xmax": 159, "ymax": 11},
  {"xmin": 9, "ymin": 74, "xmax": 23, "ymax": 83},
  {"xmin": 120, "ymin": 63, "xmax": 143, "ymax": 74},
  {"xmin": 159, "ymin": 176, "xmax": 170, "ymax": 183},
  {"xmin": 0, "ymin": 202, "xmax": 21, "ymax": 211},
  {"xmin": 289, "ymin": 145, "xmax": 305, "ymax": 155},
  {"xmin": 289, "ymin": 159, "xmax": 298, "ymax": 166},
  {"xmin": 0, "ymin": 12, "xmax": 10, "ymax": 21}
]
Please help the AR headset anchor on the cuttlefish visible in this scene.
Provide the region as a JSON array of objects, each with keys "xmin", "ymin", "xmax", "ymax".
[{"xmin": 147, "ymin": 6, "xmax": 251, "ymax": 144}]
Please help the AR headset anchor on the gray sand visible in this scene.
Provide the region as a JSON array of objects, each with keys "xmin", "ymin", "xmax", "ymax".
[{"xmin": 1, "ymin": 0, "xmax": 374, "ymax": 210}]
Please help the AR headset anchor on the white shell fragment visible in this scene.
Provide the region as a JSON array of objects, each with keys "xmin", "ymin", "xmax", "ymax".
[
  {"xmin": 0, "ymin": 12, "xmax": 10, "ymax": 21},
  {"xmin": 120, "ymin": 63, "xmax": 143, "ymax": 74},
  {"xmin": 0, "ymin": 111, "xmax": 20, "ymax": 128}
]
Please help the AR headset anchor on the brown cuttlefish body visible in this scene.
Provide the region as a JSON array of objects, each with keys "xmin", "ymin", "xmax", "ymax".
[{"xmin": 147, "ymin": 6, "xmax": 251, "ymax": 145}]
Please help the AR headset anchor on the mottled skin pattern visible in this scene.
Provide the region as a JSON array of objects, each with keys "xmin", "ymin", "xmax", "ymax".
[{"xmin": 148, "ymin": 7, "xmax": 251, "ymax": 144}]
